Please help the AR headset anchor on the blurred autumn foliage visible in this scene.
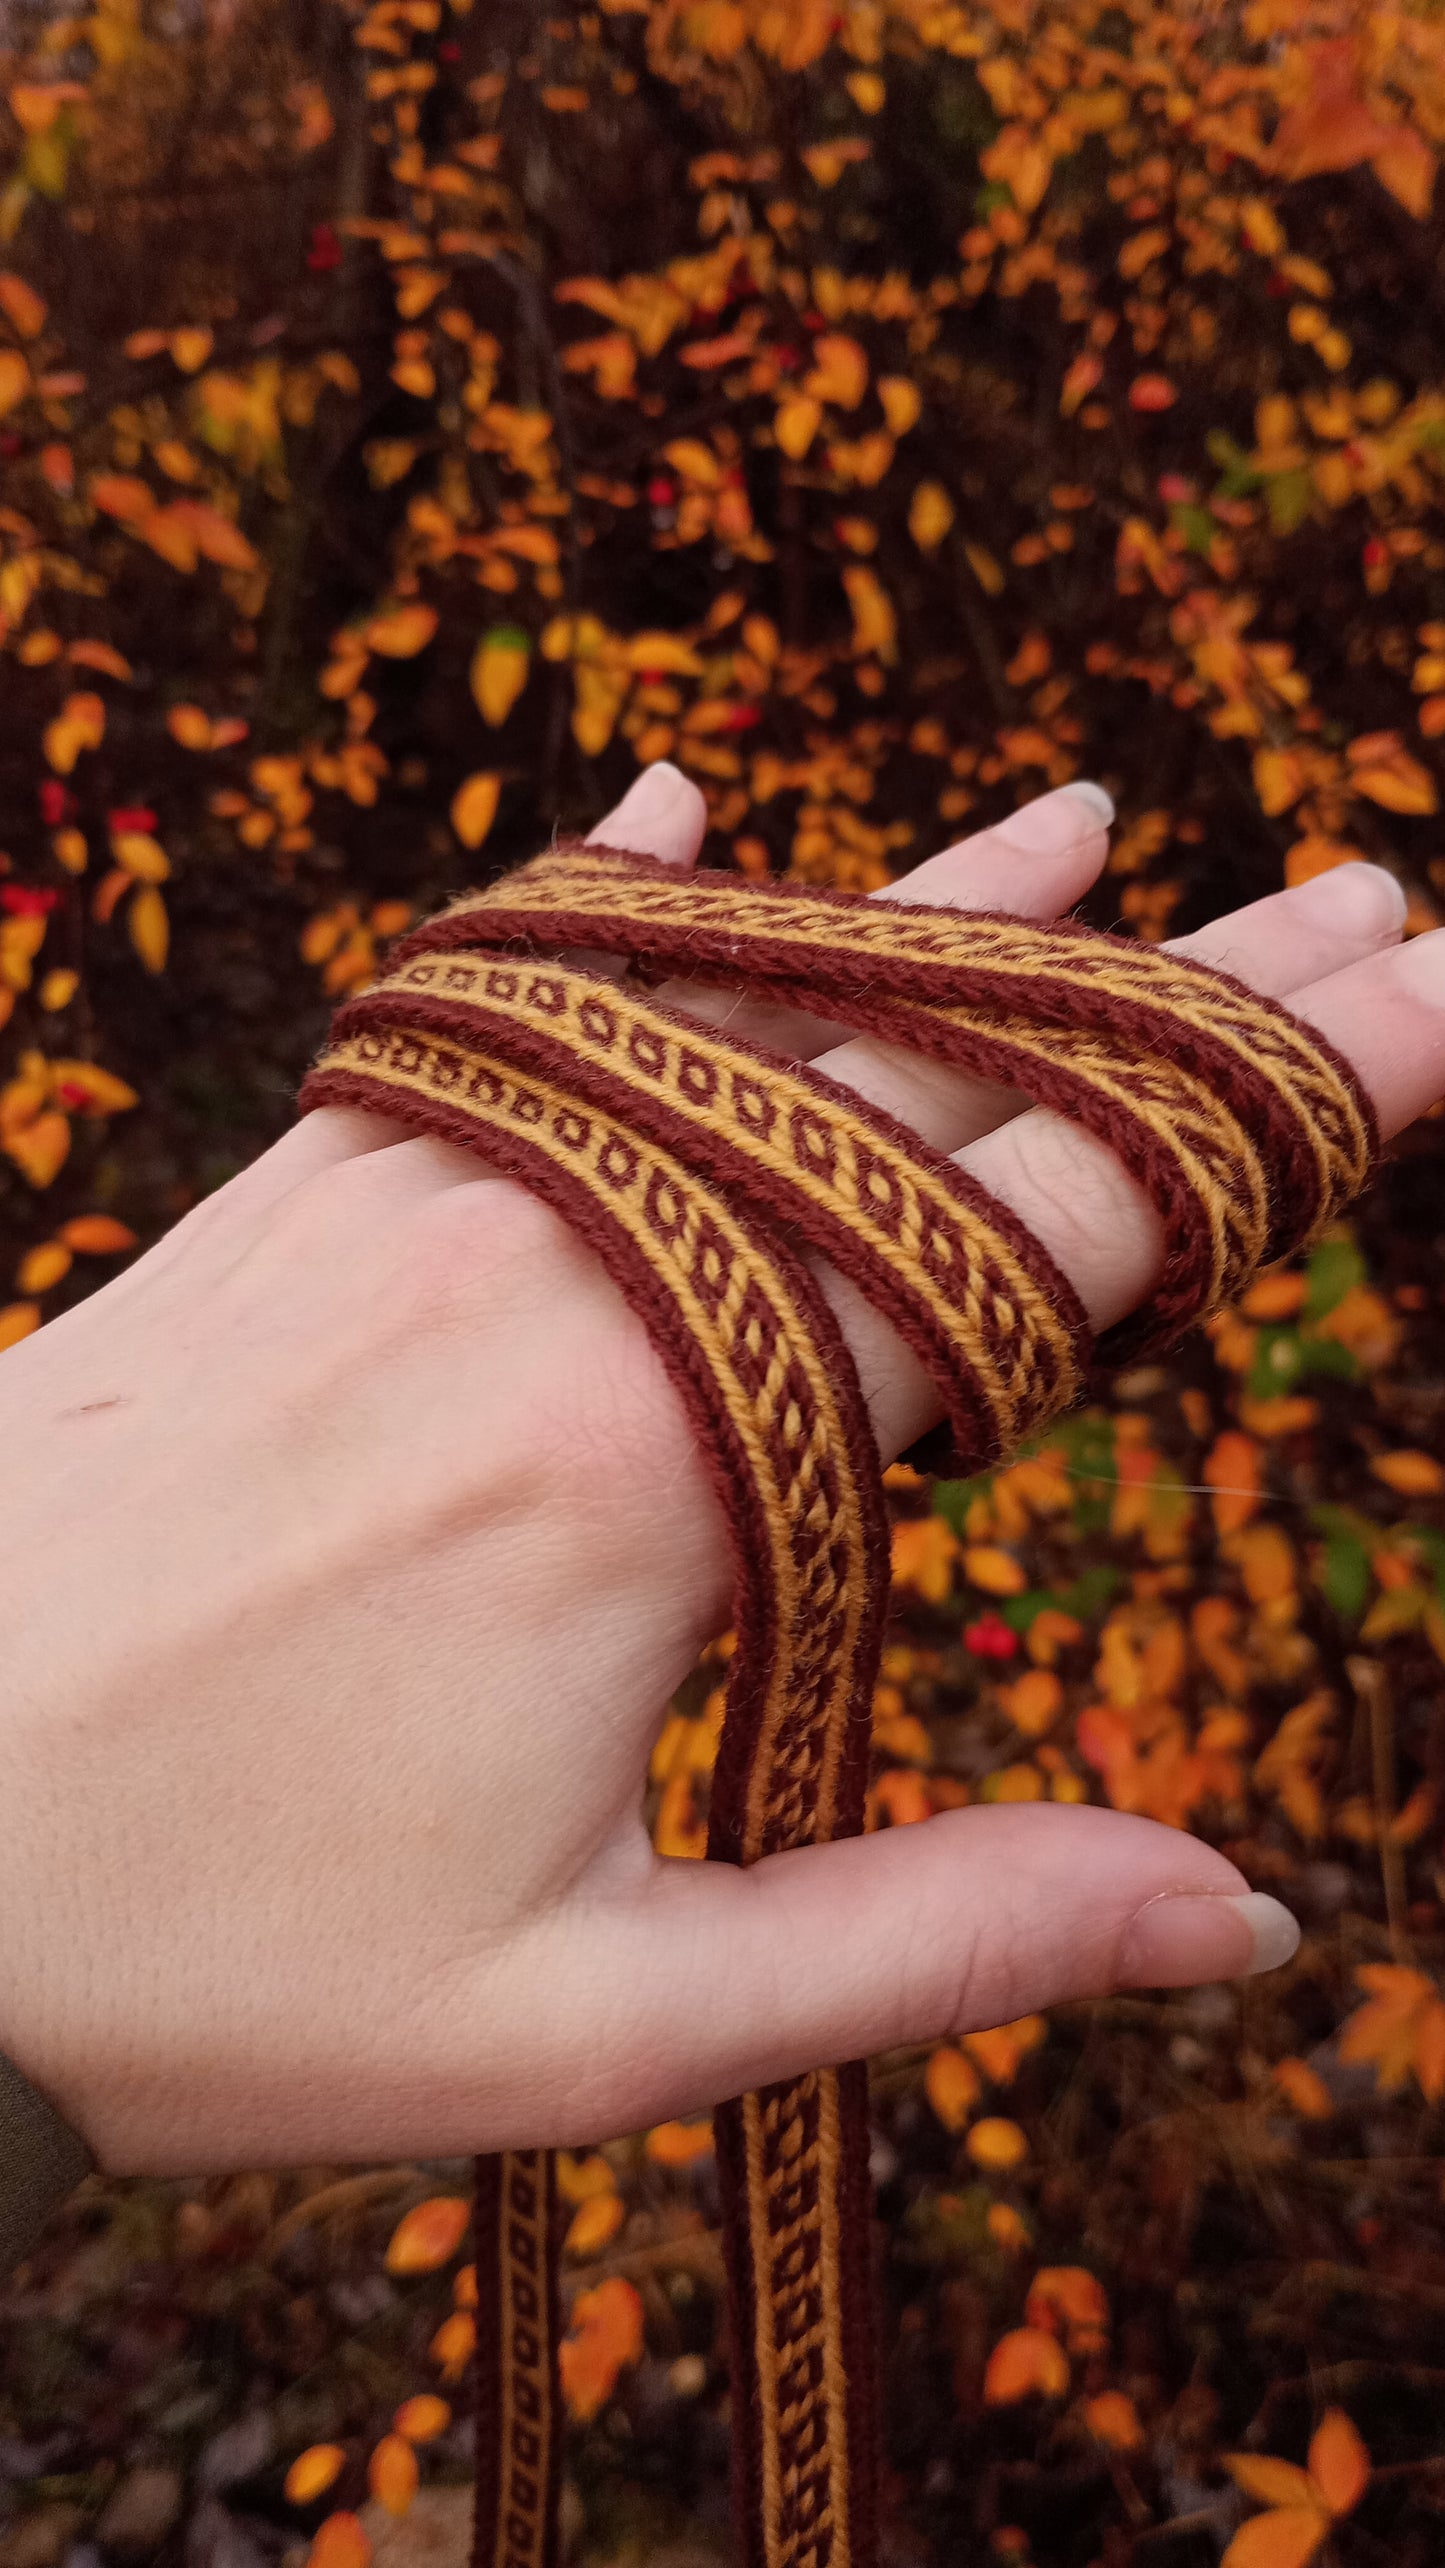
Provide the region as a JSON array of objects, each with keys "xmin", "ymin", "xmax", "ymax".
[{"xmin": 3, "ymin": 2, "xmax": 1445, "ymax": 2565}]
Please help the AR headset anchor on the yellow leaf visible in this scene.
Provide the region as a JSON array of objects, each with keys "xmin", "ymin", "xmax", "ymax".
[
  {"xmin": 1351, "ymin": 753, "xmax": 1437, "ymax": 815},
  {"xmin": 1308, "ymin": 2408, "xmax": 1369, "ymax": 2516},
  {"xmin": 128, "ymin": 884, "xmax": 169, "ymax": 974},
  {"xmin": 841, "ymin": 562, "xmax": 896, "ymax": 661},
  {"xmin": 775, "ymin": 392, "xmax": 822, "ymax": 459},
  {"xmin": 967, "ymin": 2116, "xmax": 1028, "ymax": 2170},
  {"xmin": 113, "ymin": 831, "xmax": 170, "ymax": 884},
  {"xmin": 804, "ymin": 330, "xmax": 868, "ymax": 410},
  {"xmin": 42, "ymin": 689, "xmax": 105, "ymax": 775},
  {"xmin": 890, "ymin": 1514, "xmax": 957, "ymax": 1601},
  {"xmin": 428, "ymin": 2311, "xmax": 475, "ymax": 2381},
  {"xmin": 1253, "ymin": 747, "xmax": 1305, "ymax": 816},
  {"xmin": 909, "ymin": 480, "xmax": 954, "ymax": 551},
  {"xmin": 284, "ymin": 2446, "xmax": 345, "ymax": 2506},
  {"xmin": 167, "ymin": 705, "xmax": 214, "ymax": 750},
  {"xmin": 965, "ymin": 540, "xmax": 1004, "ymax": 596},
  {"xmin": 39, "ymin": 968, "xmax": 78, "ymax": 1011},
  {"xmin": 1219, "ymin": 2508, "xmax": 1328, "ymax": 2568},
  {"xmin": 366, "ymin": 602, "xmax": 437, "ymax": 658},
  {"xmin": 0, "ymin": 1300, "xmax": 40, "ymax": 1350},
  {"xmin": 1283, "ymin": 835, "xmax": 1370, "ymax": 888},
  {"xmin": 386, "ymin": 2195, "xmax": 469, "ymax": 2275},
  {"xmin": 565, "ymin": 2192, "xmax": 625, "ymax": 2258},
  {"xmin": 625, "ymin": 630, "xmax": 704, "ymax": 675},
  {"xmin": 924, "ymin": 2044, "xmax": 980, "ymax": 2132},
  {"xmin": 1371, "ymin": 1448, "xmax": 1444, "ymax": 1496},
  {"xmin": 367, "ymin": 2434, "xmax": 418, "ymax": 2519},
  {"xmin": 983, "ymin": 2326, "xmax": 1069, "ymax": 2404},
  {"xmin": 170, "ymin": 325, "xmax": 214, "ymax": 374},
  {"xmin": 451, "ymin": 771, "xmax": 501, "ymax": 849},
  {"xmin": 877, "ymin": 375, "xmax": 920, "ymax": 436},
  {"xmin": 0, "ymin": 348, "xmax": 29, "ymax": 417},
  {"xmin": 17, "ymin": 1241, "xmax": 70, "ymax": 1294},
  {"xmin": 962, "ymin": 1544, "xmax": 1026, "ymax": 1596},
  {"xmin": 470, "ymin": 627, "xmax": 531, "ymax": 725}
]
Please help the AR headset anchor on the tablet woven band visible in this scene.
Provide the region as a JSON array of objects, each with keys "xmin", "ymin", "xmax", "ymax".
[{"xmin": 300, "ymin": 838, "xmax": 1375, "ymax": 2568}]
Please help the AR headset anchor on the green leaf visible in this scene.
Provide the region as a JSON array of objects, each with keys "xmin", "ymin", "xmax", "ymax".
[
  {"xmin": 1265, "ymin": 468, "xmax": 1314, "ymax": 535},
  {"xmin": 932, "ymin": 1474, "xmax": 990, "ymax": 1537},
  {"xmin": 1169, "ymin": 502, "xmax": 1215, "ymax": 555},
  {"xmin": 1318, "ymin": 1530, "xmax": 1371, "ymax": 1621},
  {"xmin": 1248, "ymin": 1324, "xmax": 1304, "ymax": 1398},
  {"xmin": 1304, "ymin": 1235, "xmax": 1366, "ymax": 1320}
]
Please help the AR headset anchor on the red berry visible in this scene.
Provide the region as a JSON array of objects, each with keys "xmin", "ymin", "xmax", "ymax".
[
  {"xmin": 306, "ymin": 222, "xmax": 342, "ymax": 274},
  {"xmin": 39, "ymin": 781, "xmax": 71, "ymax": 826},
  {"xmin": 0, "ymin": 885, "xmax": 59, "ymax": 916},
  {"xmin": 963, "ymin": 1612, "xmax": 1019, "ymax": 1661}
]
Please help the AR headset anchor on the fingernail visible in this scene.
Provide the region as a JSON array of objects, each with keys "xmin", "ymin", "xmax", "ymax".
[
  {"xmin": 999, "ymin": 781, "xmax": 1114, "ymax": 854},
  {"xmin": 1289, "ymin": 861, "xmax": 1406, "ymax": 936},
  {"xmin": 586, "ymin": 761, "xmax": 695, "ymax": 851},
  {"xmin": 1118, "ymin": 1889, "xmax": 1300, "ymax": 1988}
]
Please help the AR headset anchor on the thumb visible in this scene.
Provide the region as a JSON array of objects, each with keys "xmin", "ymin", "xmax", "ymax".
[{"xmin": 605, "ymin": 1806, "xmax": 1298, "ymax": 2126}]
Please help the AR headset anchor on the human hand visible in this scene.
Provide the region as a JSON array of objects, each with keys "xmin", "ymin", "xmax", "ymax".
[{"xmin": 0, "ymin": 765, "xmax": 1440, "ymax": 2176}]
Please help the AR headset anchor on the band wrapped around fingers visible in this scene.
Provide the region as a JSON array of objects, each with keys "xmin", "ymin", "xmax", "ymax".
[{"xmin": 302, "ymin": 837, "xmax": 1377, "ymax": 2568}]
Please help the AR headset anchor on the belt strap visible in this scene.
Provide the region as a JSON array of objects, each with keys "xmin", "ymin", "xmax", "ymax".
[{"xmin": 301, "ymin": 837, "xmax": 1374, "ymax": 2568}]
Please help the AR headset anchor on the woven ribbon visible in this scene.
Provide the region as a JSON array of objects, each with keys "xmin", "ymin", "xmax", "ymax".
[{"xmin": 301, "ymin": 838, "xmax": 1375, "ymax": 2568}]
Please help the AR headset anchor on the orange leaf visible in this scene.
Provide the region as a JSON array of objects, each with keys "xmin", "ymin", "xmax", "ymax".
[
  {"xmin": 308, "ymin": 2514, "xmax": 370, "ymax": 2568},
  {"xmin": 908, "ymin": 480, "xmax": 954, "ymax": 550},
  {"xmin": 1025, "ymin": 2266, "xmax": 1109, "ymax": 2340},
  {"xmin": 0, "ymin": 348, "xmax": 29, "ymax": 416},
  {"xmin": 129, "ymin": 884, "xmax": 169, "ymax": 974},
  {"xmin": 451, "ymin": 772, "xmax": 501, "ymax": 849},
  {"xmin": 1272, "ymin": 2057, "xmax": 1332, "ymax": 2119},
  {"xmin": 962, "ymin": 2016, "xmax": 1047, "ymax": 2084},
  {"xmin": 90, "ymin": 473, "xmax": 157, "ymax": 523},
  {"xmin": 0, "ymin": 1300, "xmax": 41, "ymax": 1350},
  {"xmin": 57, "ymin": 1214, "xmax": 136, "ymax": 1254},
  {"xmin": 1308, "ymin": 2408, "xmax": 1369, "ymax": 2516},
  {"xmin": 1128, "ymin": 373, "xmax": 1176, "ymax": 412},
  {"xmin": 367, "ymin": 2434, "xmax": 418, "ymax": 2518},
  {"xmin": 803, "ymin": 331, "xmax": 868, "ymax": 410},
  {"xmin": 924, "ymin": 2044, "xmax": 980, "ymax": 2132},
  {"xmin": 775, "ymin": 393, "xmax": 822, "ymax": 460},
  {"xmin": 1082, "ymin": 2390, "xmax": 1144, "ymax": 2451},
  {"xmin": 386, "ymin": 2195, "xmax": 469, "ymax": 2275},
  {"xmin": 365, "ymin": 602, "xmax": 438, "ymax": 658},
  {"xmin": 1226, "ymin": 2456, "xmax": 1319, "ymax": 2510},
  {"xmin": 1371, "ymin": 1448, "xmax": 1444, "ymax": 1496},
  {"xmin": 429, "ymin": 2311, "xmax": 476, "ymax": 2382},
  {"xmin": 559, "ymin": 2276, "xmax": 645, "ymax": 2424},
  {"xmin": 17, "ymin": 1242, "xmax": 71, "ymax": 1294},
  {"xmin": 1204, "ymin": 1429, "xmax": 1261, "ymax": 1536},
  {"xmin": 284, "ymin": 2446, "xmax": 345, "ymax": 2506},
  {"xmin": 565, "ymin": 2191, "xmax": 625, "ymax": 2259},
  {"xmin": 393, "ymin": 2397, "xmax": 450, "ymax": 2444},
  {"xmin": 0, "ymin": 272, "xmax": 46, "ymax": 338},
  {"xmin": 1219, "ymin": 2509, "xmax": 1328, "ymax": 2568},
  {"xmin": 982, "ymin": 2326, "xmax": 1070, "ymax": 2404},
  {"xmin": 644, "ymin": 2118, "xmax": 715, "ymax": 2167},
  {"xmin": 962, "ymin": 1544, "xmax": 1026, "ymax": 1597}
]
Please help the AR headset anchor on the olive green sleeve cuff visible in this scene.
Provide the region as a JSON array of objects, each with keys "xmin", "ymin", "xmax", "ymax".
[{"xmin": 0, "ymin": 2048, "xmax": 93, "ymax": 2274}]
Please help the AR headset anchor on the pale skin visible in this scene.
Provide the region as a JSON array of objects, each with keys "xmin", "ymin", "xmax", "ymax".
[{"xmin": 1, "ymin": 763, "xmax": 1443, "ymax": 2180}]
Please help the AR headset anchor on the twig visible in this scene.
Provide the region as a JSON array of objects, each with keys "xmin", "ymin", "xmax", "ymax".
[{"xmin": 1350, "ymin": 1653, "xmax": 1412, "ymax": 1963}]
